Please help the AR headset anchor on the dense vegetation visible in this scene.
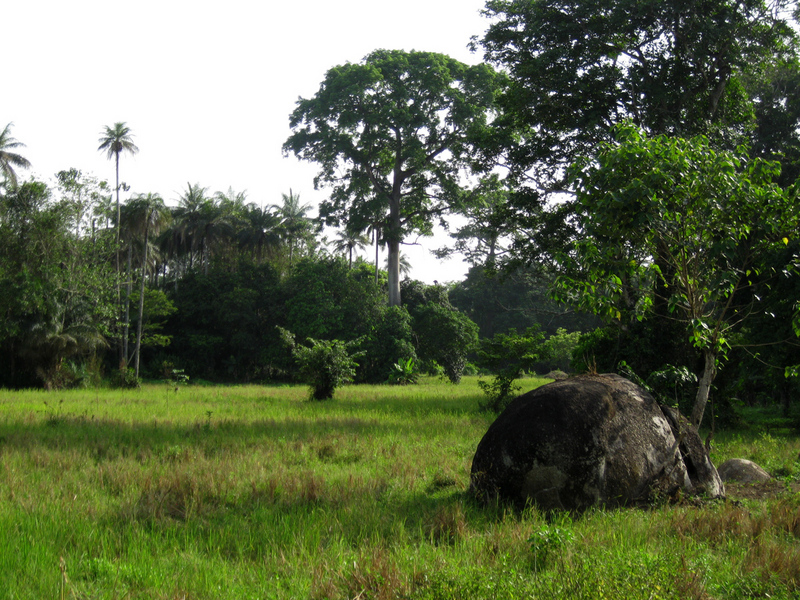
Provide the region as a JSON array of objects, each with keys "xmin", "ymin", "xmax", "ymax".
[{"xmin": 2, "ymin": 0, "xmax": 799, "ymax": 421}]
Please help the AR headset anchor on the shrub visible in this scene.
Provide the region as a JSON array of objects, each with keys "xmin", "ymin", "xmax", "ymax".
[
  {"xmin": 476, "ymin": 327, "xmax": 547, "ymax": 412},
  {"xmin": 278, "ymin": 327, "xmax": 364, "ymax": 400}
]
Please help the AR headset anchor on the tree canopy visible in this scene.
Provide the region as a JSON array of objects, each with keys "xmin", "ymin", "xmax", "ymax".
[
  {"xmin": 478, "ymin": 0, "xmax": 799, "ymax": 188},
  {"xmin": 284, "ymin": 49, "xmax": 502, "ymax": 305},
  {"xmin": 558, "ymin": 124, "xmax": 799, "ymax": 426}
]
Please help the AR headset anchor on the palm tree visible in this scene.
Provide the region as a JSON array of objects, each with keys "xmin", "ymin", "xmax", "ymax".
[
  {"xmin": 98, "ymin": 122, "xmax": 139, "ymax": 365},
  {"xmin": 0, "ymin": 122, "xmax": 31, "ymax": 190},
  {"xmin": 274, "ymin": 189, "xmax": 313, "ymax": 265},
  {"xmin": 238, "ymin": 203, "xmax": 282, "ymax": 262},
  {"xmin": 332, "ymin": 227, "xmax": 370, "ymax": 268},
  {"xmin": 97, "ymin": 122, "xmax": 139, "ymax": 245},
  {"xmin": 126, "ymin": 193, "xmax": 171, "ymax": 378}
]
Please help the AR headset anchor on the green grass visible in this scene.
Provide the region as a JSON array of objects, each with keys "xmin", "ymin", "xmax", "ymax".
[{"xmin": 1, "ymin": 376, "xmax": 800, "ymax": 599}]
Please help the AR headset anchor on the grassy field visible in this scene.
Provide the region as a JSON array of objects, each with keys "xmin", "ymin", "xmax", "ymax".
[{"xmin": 2, "ymin": 376, "xmax": 800, "ymax": 599}]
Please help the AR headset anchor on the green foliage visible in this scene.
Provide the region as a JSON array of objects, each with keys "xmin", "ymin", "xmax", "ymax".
[
  {"xmin": 278, "ymin": 327, "xmax": 364, "ymax": 400},
  {"xmin": 402, "ymin": 280, "xmax": 480, "ymax": 384},
  {"xmin": 478, "ymin": 0, "xmax": 797, "ymax": 189},
  {"xmin": 357, "ymin": 305, "xmax": 417, "ymax": 384},
  {"xmin": 449, "ymin": 264, "xmax": 600, "ymax": 339},
  {"xmin": 129, "ymin": 288, "xmax": 176, "ymax": 349},
  {"xmin": 0, "ymin": 179, "xmax": 117, "ymax": 389},
  {"xmin": 646, "ymin": 365, "xmax": 698, "ymax": 411},
  {"xmin": 559, "ymin": 124, "xmax": 800, "ymax": 425},
  {"xmin": 111, "ymin": 367, "xmax": 140, "ymax": 389},
  {"xmin": 541, "ymin": 328, "xmax": 582, "ymax": 373},
  {"xmin": 284, "ymin": 49, "xmax": 503, "ymax": 305},
  {"xmin": 387, "ymin": 357, "xmax": 419, "ymax": 386},
  {"xmin": 476, "ymin": 327, "xmax": 546, "ymax": 412}
]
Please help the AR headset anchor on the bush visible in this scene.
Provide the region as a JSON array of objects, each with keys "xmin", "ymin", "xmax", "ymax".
[
  {"xmin": 278, "ymin": 327, "xmax": 364, "ymax": 400},
  {"xmin": 476, "ymin": 327, "xmax": 547, "ymax": 412}
]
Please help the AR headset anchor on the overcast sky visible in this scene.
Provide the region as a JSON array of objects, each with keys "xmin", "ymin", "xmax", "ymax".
[{"xmin": 6, "ymin": 0, "xmax": 490, "ymax": 283}]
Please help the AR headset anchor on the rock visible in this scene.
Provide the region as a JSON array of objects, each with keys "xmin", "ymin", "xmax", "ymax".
[
  {"xmin": 717, "ymin": 458, "xmax": 772, "ymax": 484},
  {"xmin": 470, "ymin": 373, "xmax": 724, "ymax": 510}
]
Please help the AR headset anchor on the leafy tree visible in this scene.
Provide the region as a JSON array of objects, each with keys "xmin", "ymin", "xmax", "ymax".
[
  {"xmin": 475, "ymin": 327, "xmax": 546, "ymax": 412},
  {"xmin": 558, "ymin": 124, "xmax": 799, "ymax": 427},
  {"xmin": 55, "ymin": 169, "xmax": 111, "ymax": 239},
  {"xmin": 477, "ymin": 0, "xmax": 798, "ymax": 189},
  {"xmin": 283, "ymin": 257, "xmax": 384, "ymax": 343},
  {"xmin": 401, "ymin": 280, "xmax": 480, "ymax": 383},
  {"xmin": 284, "ymin": 49, "xmax": 502, "ymax": 306},
  {"xmin": 0, "ymin": 122, "xmax": 31, "ymax": 190},
  {"xmin": 0, "ymin": 181, "xmax": 116, "ymax": 388},
  {"xmin": 278, "ymin": 327, "xmax": 364, "ymax": 400},
  {"xmin": 163, "ymin": 262, "xmax": 285, "ymax": 381},
  {"xmin": 356, "ymin": 305, "xmax": 417, "ymax": 383},
  {"xmin": 450, "ymin": 264, "xmax": 600, "ymax": 340}
]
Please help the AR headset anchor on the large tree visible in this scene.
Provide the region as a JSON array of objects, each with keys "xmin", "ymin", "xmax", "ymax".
[
  {"xmin": 558, "ymin": 125, "xmax": 799, "ymax": 427},
  {"xmin": 284, "ymin": 49, "xmax": 502, "ymax": 306},
  {"xmin": 478, "ymin": 0, "xmax": 799, "ymax": 190},
  {"xmin": 0, "ymin": 122, "xmax": 31, "ymax": 190}
]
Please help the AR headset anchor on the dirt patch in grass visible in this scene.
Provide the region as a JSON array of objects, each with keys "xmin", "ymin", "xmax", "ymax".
[{"xmin": 725, "ymin": 480, "xmax": 800, "ymax": 501}]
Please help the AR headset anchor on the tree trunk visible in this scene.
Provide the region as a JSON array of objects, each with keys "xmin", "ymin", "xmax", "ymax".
[
  {"xmin": 387, "ymin": 198, "xmax": 402, "ymax": 307},
  {"xmin": 374, "ymin": 226, "xmax": 380, "ymax": 285},
  {"xmin": 115, "ymin": 153, "xmax": 123, "ymax": 367},
  {"xmin": 123, "ymin": 242, "xmax": 133, "ymax": 364},
  {"xmin": 134, "ymin": 223, "xmax": 149, "ymax": 379},
  {"xmin": 691, "ymin": 348, "xmax": 717, "ymax": 428}
]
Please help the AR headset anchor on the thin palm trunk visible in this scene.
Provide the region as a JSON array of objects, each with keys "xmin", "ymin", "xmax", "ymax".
[
  {"xmin": 115, "ymin": 154, "xmax": 123, "ymax": 365},
  {"xmin": 134, "ymin": 223, "xmax": 150, "ymax": 379},
  {"xmin": 123, "ymin": 242, "xmax": 133, "ymax": 363}
]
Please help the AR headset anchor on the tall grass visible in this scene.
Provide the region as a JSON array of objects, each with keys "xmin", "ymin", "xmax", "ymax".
[{"xmin": 1, "ymin": 376, "xmax": 799, "ymax": 599}]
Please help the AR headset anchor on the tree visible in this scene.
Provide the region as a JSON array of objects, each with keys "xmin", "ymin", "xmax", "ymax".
[
  {"xmin": 284, "ymin": 49, "xmax": 502, "ymax": 306},
  {"xmin": 97, "ymin": 122, "xmax": 139, "ymax": 248},
  {"xmin": 126, "ymin": 193, "xmax": 171, "ymax": 378},
  {"xmin": 0, "ymin": 180, "xmax": 116, "ymax": 388},
  {"xmin": 278, "ymin": 327, "xmax": 364, "ymax": 400},
  {"xmin": 332, "ymin": 227, "xmax": 370, "ymax": 268},
  {"xmin": 274, "ymin": 189, "xmax": 314, "ymax": 265},
  {"xmin": 0, "ymin": 123, "xmax": 31, "ymax": 191},
  {"xmin": 401, "ymin": 280, "xmax": 480, "ymax": 383},
  {"xmin": 97, "ymin": 122, "xmax": 139, "ymax": 364},
  {"xmin": 558, "ymin": 124, "xmax": 799, "ymax": 427},
  {"xmin": 478, "ymin": 0, "xmax": 798, "ymax": 189}
]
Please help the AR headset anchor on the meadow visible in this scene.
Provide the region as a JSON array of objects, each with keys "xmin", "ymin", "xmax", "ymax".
[{"xmin": 1, "ymin": 377, "xmax": 800, "ymax": 600}]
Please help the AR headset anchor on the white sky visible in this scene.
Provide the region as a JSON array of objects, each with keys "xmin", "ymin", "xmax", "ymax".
[{"xmin": 6, "ymin": 0, "xmax": 490, "ymax": 284}]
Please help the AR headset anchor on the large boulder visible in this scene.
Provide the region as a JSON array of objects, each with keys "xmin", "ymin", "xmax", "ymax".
[{"xmin": 470, "ymin": 374, "xmax": 724, "ymax": 510}]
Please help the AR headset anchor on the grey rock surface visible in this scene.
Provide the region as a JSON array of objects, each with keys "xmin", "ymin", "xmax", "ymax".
[{"xmin": 470, "ymin": 374, "xmax": 724, "ymax": 510}]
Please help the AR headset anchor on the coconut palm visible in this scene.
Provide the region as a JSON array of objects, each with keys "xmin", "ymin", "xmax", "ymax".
[
  {"xmin": 126, "ymin": 193, "xmax": 171, "ymax": 377},
  {"xmin": 0, "ymin": 122, "xmax": 31, "ymax": 190}
]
